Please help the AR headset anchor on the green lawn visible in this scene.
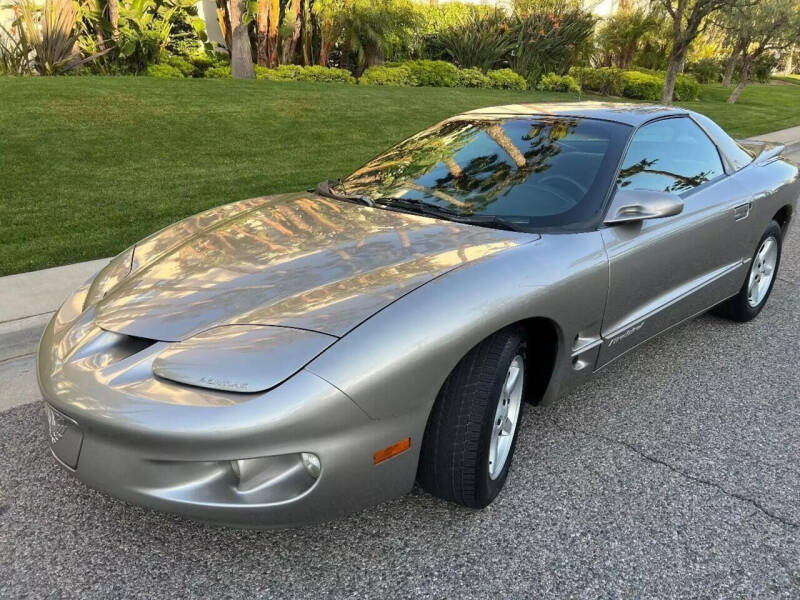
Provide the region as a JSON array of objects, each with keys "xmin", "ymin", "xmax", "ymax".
[
  {"xmin": 772, "ymin": 74, "xmax": 800, "ymax": 85},
  {"xmin": 2, "ymin": 77, "xmax": 799, "ymax": 275}
]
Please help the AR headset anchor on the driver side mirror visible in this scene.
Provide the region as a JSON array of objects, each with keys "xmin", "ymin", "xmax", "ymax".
[{"xmin": 604, "ymin": 189, "xmax": 684, "ymax": 225}]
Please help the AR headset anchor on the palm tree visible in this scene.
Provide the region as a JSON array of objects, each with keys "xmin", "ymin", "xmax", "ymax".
[{"xmin": 229, "ymin": 0, "xmax": 254, "ymax": 77}]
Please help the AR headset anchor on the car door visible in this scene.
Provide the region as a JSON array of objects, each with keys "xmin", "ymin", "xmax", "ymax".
[{"xmin": 596, "ymin": 116, "xmax": 755, "ymax": 367}]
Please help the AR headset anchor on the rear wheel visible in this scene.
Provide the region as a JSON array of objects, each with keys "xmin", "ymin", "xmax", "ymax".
[
  {"xmin": 714, "ymin": 220, "xmax": 782, "ymax": 322},
  {"xmin": 418, "ymin": 327, "xmax": 526, "ymax": 508}
]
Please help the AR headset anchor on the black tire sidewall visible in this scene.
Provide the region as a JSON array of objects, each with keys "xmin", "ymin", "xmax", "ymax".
[{"xmin": 476, "ymin": 331, "xmax": 527, "ymax": 506}]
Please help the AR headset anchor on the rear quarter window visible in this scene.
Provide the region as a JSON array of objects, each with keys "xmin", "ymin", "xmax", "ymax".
[{"xmin": 691, "ymin": 113, "xmax": 754, "ymax": 171}]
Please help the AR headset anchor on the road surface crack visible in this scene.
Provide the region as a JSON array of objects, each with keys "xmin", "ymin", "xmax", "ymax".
[{"xmin": 547, "ymin": 418, "xmax": 799, "ymax": 530}]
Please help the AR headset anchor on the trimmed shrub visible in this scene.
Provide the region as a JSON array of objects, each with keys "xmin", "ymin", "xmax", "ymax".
[
  {"xmin": 486, "ymin": 68, "xmax": 527, "ymax": 90},
  {"xmin": 146, "ymin": 63, "xmax": 184, "ymax": 78},
  {"xmin": 674, "ymin": 74, "xmax": 700, "ymax": 101},
  {"xmin": 570, "ymin": 67, "xmax": 624, "ymax": 96},
  {"xmin": 189, "ymin": 52, "xmax": 229, "ymax": 76},
  {"xmin": 204, "ymin": 65, "xmax": 231, "ymax": 79},
  {"xmin": 687, "ymin": 58, "xmax": 720, "ymax": 84},
  {"xmin": 751, "ymin": 54, "xmax": 780, "ymax": 84},
  {"xmin": 297, "ymin": 65, "xmax": 355, "ymax": 83},
  {"xmin": 537, "ymin": 72, "xmax": 580, "ymax": 94},
  {"xmin": 254, "ymin": 64, "xmax": 356, "ymax": 83},
  {"xmin": 456, "ymin": 67, "xmax": 491, "ymax": 88},
  {"xmin": 360, "ymin": 65, "xmax": 414, "ymax": 86},
  {"xmin": 255, "ymin": 64, "xmax": 302, "ymax": 80},
  {"xmin": 620, "ymin": 70, "xmax": 661, "ymax": 100},
  {"xmin": 164, "ymin": 55, "xmax": 196, "ymax": 77},
  {"xmin": 405, "ymin": 60, "xmax": 460, "ymax": 87}
]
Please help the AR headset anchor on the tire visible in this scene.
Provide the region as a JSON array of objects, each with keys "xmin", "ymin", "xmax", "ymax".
[
  {"xmin": 713, "ymin": 220, "xmax": 782, "ymax": 322},
  {"xmin": 418, "ymin": 327, "xmax": 526, "ymax": 508}
]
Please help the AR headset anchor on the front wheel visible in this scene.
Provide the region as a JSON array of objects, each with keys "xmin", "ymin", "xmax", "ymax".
[
  {"xmin": 714, "ymin": 220, "xmax": 782, "ymax": 322},
  {"xmin": 418, "ymin": 327, "xmax": 526, "ymax": 508}
]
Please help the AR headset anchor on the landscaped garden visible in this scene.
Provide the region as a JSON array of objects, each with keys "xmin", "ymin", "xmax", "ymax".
[{"xmin": 2, "ymin": 0, "xmax": 800, "ymax": 275}]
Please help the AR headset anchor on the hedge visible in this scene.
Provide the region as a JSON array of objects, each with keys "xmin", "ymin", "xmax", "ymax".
[
  {"xmin": 360, "ymin": 62, "xmax": 528, "ymax": 90},
  {"xmin": 537, "ymin": 72, "xmax": 580, "ymax": 94},
  {"xmin": 569, "ymin": 67, "xmax": 699, "ymax": 101}
]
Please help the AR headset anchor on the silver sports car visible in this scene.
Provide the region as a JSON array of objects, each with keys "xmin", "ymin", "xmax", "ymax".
[{"xmin": 39, "ymin": 102, "xmax": 798, "ymax": 526}]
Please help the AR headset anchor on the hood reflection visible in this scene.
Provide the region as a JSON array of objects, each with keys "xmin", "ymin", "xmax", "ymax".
[{"xmin": 95, "ymin": 193, "xmax": 532, "ymax": 341}]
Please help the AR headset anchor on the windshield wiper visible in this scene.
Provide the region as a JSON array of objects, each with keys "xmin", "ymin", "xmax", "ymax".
[
  {"xmin": 375, "ymin": 197, "xmax": 460, "ymax": 217},
  {"xmin": 314, "ymin": 179, "xmax": 374, "ymax": 207},
  {"xmin": 451, "ymin": 214, "xmax": 527, "ymax": 232},
  {"xmin": 376, "ymin": 197, "xmax": 526, "ymax": 232}
]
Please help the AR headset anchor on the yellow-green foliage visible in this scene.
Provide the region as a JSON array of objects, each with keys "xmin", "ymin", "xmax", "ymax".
[
  {"xmin": 147, "ymin": 63, "xmax": 184, "ymax": 78},
  {"xmin": 255, "ymin": 65, "xmax": 355, "ymax": 83},
  {"xmin": 537, "ymin": 72, "xmax": 580, "ymax": 94},
  {"xmin": 486, "ymin": 68, "xmax": 527, "ymax": 90}
]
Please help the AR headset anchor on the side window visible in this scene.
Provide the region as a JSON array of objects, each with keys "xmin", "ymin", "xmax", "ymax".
[
  {"xmin": 691, "ymin": 113, "xmax": 754, "ymax": 171},
  {"xmin": 617, "ymin": 117, "xmax": 725, "ymax": 193}
]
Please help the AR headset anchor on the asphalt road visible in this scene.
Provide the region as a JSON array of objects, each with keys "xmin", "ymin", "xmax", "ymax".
[{"xmin": 1, "ymin": 225, "xmax": 799, "ymax": 599}]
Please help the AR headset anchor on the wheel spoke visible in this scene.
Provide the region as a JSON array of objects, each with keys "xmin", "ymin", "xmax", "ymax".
[
  {"xmin": 504, "ymin": 365, "xmax": 520, "ymax": 397},
  {"xmin": 748, "ymin": 272, "xmax": 757, "ymax": 301},
  {"xmin": 488, "ymin": 355, "xmax": 525, "ymax": 480}
]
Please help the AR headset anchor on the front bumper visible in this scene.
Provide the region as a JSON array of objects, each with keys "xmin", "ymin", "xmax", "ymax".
[{"xmin": 37, "ymin": 309, "xmax": 424, "ymax": 527}]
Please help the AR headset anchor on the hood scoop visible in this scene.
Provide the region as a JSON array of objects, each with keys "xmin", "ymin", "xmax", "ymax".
[{"xmin": 152, "ymin": 325, "xmax": 336, "ymax": 393}]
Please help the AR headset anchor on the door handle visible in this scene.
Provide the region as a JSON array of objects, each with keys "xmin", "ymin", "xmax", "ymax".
[{"xmin": 733, "ymin": 202, "xmax": 751, "ymax": 221}]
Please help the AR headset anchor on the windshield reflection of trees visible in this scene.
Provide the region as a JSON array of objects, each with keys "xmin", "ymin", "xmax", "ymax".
[{"xmin": 345, "ymin": 118, "xmax": 579, "ymax": 215}]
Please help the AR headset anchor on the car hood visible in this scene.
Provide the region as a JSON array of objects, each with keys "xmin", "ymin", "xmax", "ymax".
[{"xmin": 94, "ymin": 192, "xmax": 534, "ymax": 341}]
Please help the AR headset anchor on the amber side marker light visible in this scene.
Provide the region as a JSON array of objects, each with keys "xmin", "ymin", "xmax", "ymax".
[{"xmin": 373, "ymin": 437, "xmax": 411, "ymax": 464}]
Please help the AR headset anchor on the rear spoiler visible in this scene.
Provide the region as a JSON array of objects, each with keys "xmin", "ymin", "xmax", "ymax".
[{"xmin": 738, "ymin": 140, "xmax": 786, "ymax": 165}]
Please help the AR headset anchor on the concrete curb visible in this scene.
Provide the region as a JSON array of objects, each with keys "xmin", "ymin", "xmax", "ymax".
[
  {"xmin": 0, "ymin": 258, "xmax": 109, "ymax": 324},
  {"xmin": 0, "ymin": 259, "xmax": 110, "ymax": 374}
]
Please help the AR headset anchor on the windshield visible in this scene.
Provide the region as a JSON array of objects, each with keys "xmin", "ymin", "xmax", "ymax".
[{"xmin": 342, "ymin": 116, "xmax": 631, "ymax": 231}]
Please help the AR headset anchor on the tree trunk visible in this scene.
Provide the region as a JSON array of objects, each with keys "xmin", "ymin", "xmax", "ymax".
[
  {"xmin": 363, "ymin": 39, "xmax": 384, "ymax": 68},
  {"xmin": 282, "ymin": 0, "xmax": 302, "ymax": 65},
  {"xmin": 229, "ymin": 0, "xmax": 255, "ymax": 78},
  {"xmin": 107, "ymin": 0, "xmax": 119, "ymax": 39},
  {"xmin": 722, "ymin": 49, "xmax": 739, "ymax": 88},
  {"xmin": 302, "ymin": 2, "xmax": 311, "ymax": 66},
  {"xmin": 728, "ymin": 56, "xmax": 751, "ymax": 104},
  {"xmin": 661, "ymin": 49, "xmax": 684, "ymax": 104},
  {"xmin": 486, "ymin": 124, "xmax": 526, "ymax": 168},
  {"xmin": 784, "ymin": 50, "xmax": 794, "ymax": 75},
  {"xmin": 267, "ymin": 0, "xmax": 279, "ymax": 67},
  {"xmin": 215, "ymin": 0, "xmax": 232, "ymax": 51},
  {"xmin": 256, "ymin": 0, "xmax": 269, "ymax": 66},
  {"xmin": 318, "ymin": 23, "xmax": 333, "ymax": 66}
]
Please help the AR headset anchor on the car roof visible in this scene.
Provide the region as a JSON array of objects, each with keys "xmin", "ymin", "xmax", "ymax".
[{"xmin": 459, "ymin": 101, "xmax": 689, "ymax": 127}]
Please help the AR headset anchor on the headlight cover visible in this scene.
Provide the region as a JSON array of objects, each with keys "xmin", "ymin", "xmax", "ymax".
[
  {"xmin": 152, "ymin": 325, "xmax": 336, "ymax": 393},
  {"xmin": 83, "ymin": 247, "xmax": 135, "ymax": 310}
]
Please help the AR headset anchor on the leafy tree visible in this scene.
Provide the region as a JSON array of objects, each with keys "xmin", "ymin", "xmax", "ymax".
[
  {"xmin": 719, "ymin": 0, "xmax": 800, "ymax": 103},
  {"xmin": 653, "ymin": 0, "xmax": 743, "ymax": 103},
  {"xmin": 341, "ymin": 0, "xmax": 420, "ymax": 72},
  {"xmin": 595, "ymin": 7, "xmax": 661, "ymax": 69},
  {"xmin": 312, "ymin": 0, "xmax": 348, "ymax": 66}
]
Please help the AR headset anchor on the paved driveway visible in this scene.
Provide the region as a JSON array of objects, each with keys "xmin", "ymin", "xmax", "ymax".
[{"xmin": 1, "ymin": 219, "xmax": 799, "ymax": 599}]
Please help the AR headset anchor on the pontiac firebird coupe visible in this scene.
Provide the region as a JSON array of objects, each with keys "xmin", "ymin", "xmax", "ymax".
[{"xmin": 39, "ymin": 102, "xmax": 798, "ymax": 526}]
